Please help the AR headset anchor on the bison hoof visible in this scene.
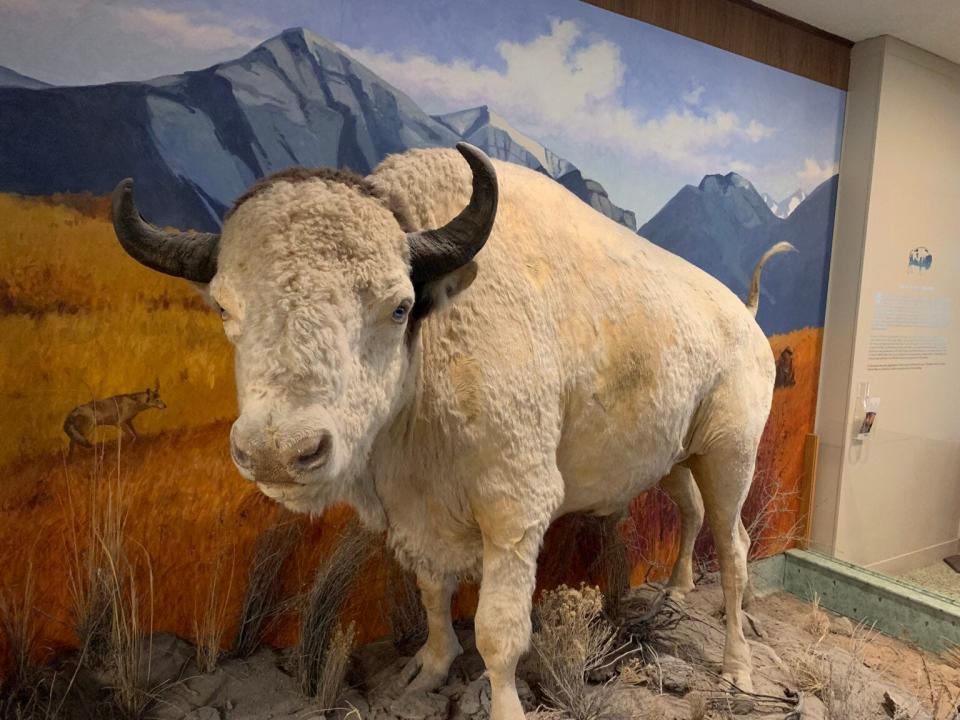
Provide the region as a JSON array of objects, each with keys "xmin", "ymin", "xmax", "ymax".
[
  {"xmin": 721, "ymin": 669, "xmax": 754, "ymax": 694},
  {"xmin": 397, "ymin": 644, "xmax": 461, "ymax": 694},
  {"xmin": 665, "ymin": 583, "xmax": 694, "ymax": 602}
]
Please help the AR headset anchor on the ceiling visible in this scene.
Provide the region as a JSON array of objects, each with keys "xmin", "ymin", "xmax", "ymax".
[{"xmin": 752, "ymin": 0, "xmax": 960, "ymax": 65}]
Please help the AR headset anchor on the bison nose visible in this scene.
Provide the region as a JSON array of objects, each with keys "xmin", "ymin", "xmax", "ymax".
[{"xmin": 284, "ymin": 431, "xmax": 332, "ymax": 473}]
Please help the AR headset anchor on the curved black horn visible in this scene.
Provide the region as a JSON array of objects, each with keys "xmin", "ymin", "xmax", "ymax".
[
  {"xmin": 407, "ymin": 143, "xmax": 498, "ymax": 285},
  {"xmin": 111, "ymin": 178, "xmax": 220, "ymax": 283}
]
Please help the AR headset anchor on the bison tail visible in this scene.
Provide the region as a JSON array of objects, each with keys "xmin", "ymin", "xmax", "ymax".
[
  {"xmin": 746, "ymin": 241, "xmax": 797, "ymax": 318},
  {"xmin": 63, "ymin": 415, "xmax": 93, "ymax": 448}
]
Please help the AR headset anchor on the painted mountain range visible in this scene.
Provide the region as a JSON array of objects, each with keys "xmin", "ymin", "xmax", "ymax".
[
  {"xmin": 0, "ymin": 27, "xmax": 834, "ymax": 334},
  {"xmin": 641, "ymin": 172, "xmax": 836, "ymax": 334},
  {"xmin": 0, "ymin": 64, "xmax": 50, "ymax": 89},
  {"xmin": 433, "ymin": 105, "xmax": 636, "ymax": 230},
  {"xmin": 0, "ymin": 28, "xmax": 632, "ymax": 233}
]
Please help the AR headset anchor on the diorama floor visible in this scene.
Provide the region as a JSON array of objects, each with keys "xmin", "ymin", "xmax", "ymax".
[
  {"xmin": 32, "ymin": 581, "xmax": 959, "ymax": 720},
  {"xmin": 901, "ymin": 561, "xmax": 960, "ymax": 603}
]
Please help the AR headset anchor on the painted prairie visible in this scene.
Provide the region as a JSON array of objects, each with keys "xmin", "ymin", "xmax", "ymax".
[{"xmin": 0, "ymin": 193, "xmax": 822, "ymax": 676}]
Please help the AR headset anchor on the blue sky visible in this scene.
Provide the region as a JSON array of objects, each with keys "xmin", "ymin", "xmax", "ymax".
[{"xmin": 0, "ymin": 0, "xmax": 846, "ymax": 224}]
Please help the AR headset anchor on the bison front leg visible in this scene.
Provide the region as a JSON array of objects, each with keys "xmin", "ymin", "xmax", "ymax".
[
  {"xmin": 475, "ymin": 527, "xmax": 542, "ymax": 720},
  {"xmin": 398, "ymin": 572, "xmax": 461, "ymax": 693}
]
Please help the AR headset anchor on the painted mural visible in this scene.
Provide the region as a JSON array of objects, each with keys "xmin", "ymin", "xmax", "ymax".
[{"xmin": 0, "ymin": 0, "xmax": 844, "ymax": 672}]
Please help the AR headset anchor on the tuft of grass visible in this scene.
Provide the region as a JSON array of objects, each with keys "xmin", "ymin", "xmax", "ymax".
[
  {"xmin": 192, "ymin": 551, "xmax": 236, "ymax": 674},
  {"xmin": 384, "ymin": 558, "xmax": 426, "ymax": 656},
  {"xmin": 532, "ymin": 584, "xmax": 623, "ymax": 720},
  {"xmin": 61, "ymin": 441, "xmax": 155, "ymax": 718},
  {"xmin": 802, "ymin": 594, "xmax": 831, "ymax": 644},
  {"xmin": 63, "ymin": 445, "xmax": 135, "ymax": 672},
  {"xmin": 102, "ymin": 539, "xmax": 154, "ymax": 719},
  {"xmin": 294, "ymin": 519, "xmax": 373, "ymax": 699},
  {"xmin": 590, "ymin": 515, "xmax": 630, "ymax": 619},
  {"xmin": 914, "ymin": 655, "xmax": 960, "ymax": 720},
  {"xmin": 0, "ymin": 551, "xmax": 38, "ymax": 691},
  {"xmin": 314, "ymin": 622, "xmax": 356, "ymax": 710},
  {"xmin": 783, "ymin": 619, "xmax": 878, "ymax": 720},
  {"xmin": 233, "ymin": 511, "xmax": 304, "ymax": 659},
  {"xmin": 687, "ymin": 692, "xmax": 708, "ymax": 720}
]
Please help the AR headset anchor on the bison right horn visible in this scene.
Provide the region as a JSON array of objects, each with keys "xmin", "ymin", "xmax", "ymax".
[
  {"xmin": 406, "ymin": 143, "xmax": 498, "ymax": 285},
  {"xmin": 111, "ymin": 178, "xmax": 221, "ymax": 284}
]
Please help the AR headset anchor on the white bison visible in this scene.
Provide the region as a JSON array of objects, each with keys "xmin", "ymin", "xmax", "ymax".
[{"xmin": 111, "ymin": 144, "xmax": 790, "ymax": 719}]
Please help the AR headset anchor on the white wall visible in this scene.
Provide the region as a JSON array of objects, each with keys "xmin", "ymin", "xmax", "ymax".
[{"xmin": 813, "ymin": 36, "xmax": 960, "ymax": 573}]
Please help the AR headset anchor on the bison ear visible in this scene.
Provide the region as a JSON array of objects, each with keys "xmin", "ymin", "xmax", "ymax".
[
  {"xmin": 410, "ymin": 261, "xmax": 479, "ymax": 324},
  {"xmin": 431, "ymin": 260, "xmax": 478, "ymax": 303}
]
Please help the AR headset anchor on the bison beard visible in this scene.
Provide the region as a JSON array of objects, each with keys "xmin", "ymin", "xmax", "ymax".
[{"xmin": 109, "ymin": 143, "xmax": 785, "ymax": 720}]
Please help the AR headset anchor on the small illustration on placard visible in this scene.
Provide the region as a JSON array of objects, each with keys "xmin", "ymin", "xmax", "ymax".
[{"xmin": 908, "ymin": 246, "xmax": 933, "ymax": 272}]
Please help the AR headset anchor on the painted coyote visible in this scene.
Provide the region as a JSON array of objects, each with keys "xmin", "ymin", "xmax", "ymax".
[{"xmin": 63, "ymin": 382, "xmax": 166, "ymax": 457}]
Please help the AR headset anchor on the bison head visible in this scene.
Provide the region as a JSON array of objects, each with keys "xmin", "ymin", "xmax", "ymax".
[{"xmin": 111, "ymin": 144, "xmax": 497, "ymax": 516}]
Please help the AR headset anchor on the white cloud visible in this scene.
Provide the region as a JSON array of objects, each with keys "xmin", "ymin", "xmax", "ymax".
[
  {"xmin": 114, "ymin": 7, "xmax": 265, "ymax": 52},
  {"xmin": 797, "ymin": 157, "xmax": 838, "ymax": 190},
  {"xmin": 682, "ymin": 85, "xmax": 705, "ymax": 105},
  {"xmin": 346, "ymin": 19, "xmax": 773, "ymax": 174}
]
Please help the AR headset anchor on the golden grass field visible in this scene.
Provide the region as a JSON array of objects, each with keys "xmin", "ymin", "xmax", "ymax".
[{"xmin": 0, "ymin": 192, "xmax": 822, "ymax": 674}]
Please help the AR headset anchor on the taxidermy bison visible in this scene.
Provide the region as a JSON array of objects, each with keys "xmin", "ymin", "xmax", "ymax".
[{"xmin": 111, "ymin": 143, "xmax": 792, "ymax": 720}]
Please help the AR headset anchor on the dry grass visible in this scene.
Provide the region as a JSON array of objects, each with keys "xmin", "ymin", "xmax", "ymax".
[
  {"xmin": 802, "ymin": 594, "xmax": 831, "ymax": 643},
  {"xmin": 0, "ymin": 551, "xmax": 37, "ymax": 690},
  {"xmin": 233, "ymin": 512, "xmax": 305, "ymax": 659},
  {"xmin": 913, "ymin": 656, "xmax": 960, "ymax": 720},
  {"xmin": 383, "ymin": 558, "xmax": 427, "ymax": 656},
  {"xmin": 294, "ymin": 520, "xmax": 373, "ymax": 698},
  {"xmin": 102, "ymin": 539, "xmax": 154, "ymax": 718},
  {"xmin": 314, "ymin": 622, "xmax": 357, "ymax": 710},
  {"xmin": 944, "ymin": 646, "xmax": 960, "ymax": 671},
  {"xmin": 532, "ymin": 585, "xmax": 623, "ymax": 720},
  {"xmin": 59, "ymin": 441, "xmax": 157, "ymax": 717},
  {"xmin": 590, "ymin": 515, "xmax": 630, "ymax": 619},
  {"xmin": 687, "ymin": 692, "xmax": 708, "ymax": 720},
  {"xmin": 192, "ymin": 551, "xmax": 236, "ymax": 673},
  {"xmin": 64, "ymin": 450, "xmax": 129, "ymax": 669},
  {"xmin": 782, "ymin": 606, "xmax": 878, "ymax": 719}
]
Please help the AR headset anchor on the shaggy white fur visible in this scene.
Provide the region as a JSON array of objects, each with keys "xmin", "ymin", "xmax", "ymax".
[{"xmin": 201, "ymin": 148, "xmax": 779, "ymax": 720}]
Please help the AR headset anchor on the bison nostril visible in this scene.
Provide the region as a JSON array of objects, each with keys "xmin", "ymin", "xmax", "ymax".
[
  {"xmin": 292, "ymin": 432, "xmax": 332, "ymax": 471},
  {"xmin": 230, "ymin": 441, "xmax": 253, "ymax": 470}
]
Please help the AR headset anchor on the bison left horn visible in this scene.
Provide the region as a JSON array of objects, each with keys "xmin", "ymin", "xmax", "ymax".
[
  {"xmin": 111, "ymin": 178, "xmax": 220, "ymax": 284},
  {"xmin": 406, "ymin": 143, "xmax": 498, "ymax": 285}
]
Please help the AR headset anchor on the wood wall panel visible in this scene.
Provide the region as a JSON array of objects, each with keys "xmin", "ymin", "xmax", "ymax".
[{"xmin": 584, "ymin": 0, "xmax": 852, "ymax": 89}]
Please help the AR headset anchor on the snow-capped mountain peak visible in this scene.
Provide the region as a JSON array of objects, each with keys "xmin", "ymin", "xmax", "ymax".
[{"xmin": 762, "ymin": 188, "xmax": 807, "ymax": 218}]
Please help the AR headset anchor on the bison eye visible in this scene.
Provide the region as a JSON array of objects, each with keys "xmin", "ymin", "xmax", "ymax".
[{"xmin": 392, "ymin": 301, "xmax": 411, "ymax": 324}]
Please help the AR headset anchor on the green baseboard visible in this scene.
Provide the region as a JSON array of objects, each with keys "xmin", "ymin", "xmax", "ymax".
[{"xmin": 749, "ymin": 549, "xmax": 960, "ymax": 653}]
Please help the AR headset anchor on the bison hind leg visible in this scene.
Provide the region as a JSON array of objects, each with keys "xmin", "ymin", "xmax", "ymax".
[
  {"xmin": 660, "ymin": 464, "xmax": 705, "ymax": 600},
  {"xmin": 687, "ymin": 448, "xmax": 755, "ymax": 692}
]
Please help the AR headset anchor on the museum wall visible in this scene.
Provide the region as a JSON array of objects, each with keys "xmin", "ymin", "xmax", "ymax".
[{"xmin": 813, "ymin": 37, "xmax": 960, "ymax": 572}]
